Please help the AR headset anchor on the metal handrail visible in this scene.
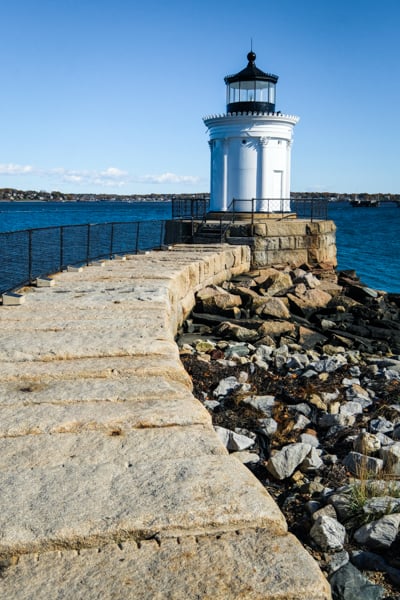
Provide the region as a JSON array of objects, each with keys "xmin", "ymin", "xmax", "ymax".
[
  {"xmin": 0, "ymin": 219, "xmax": 167, "ymax": 296},
  {"xmin": 171, "ymin": 196, "xmax": 328, "ymax": 223}
]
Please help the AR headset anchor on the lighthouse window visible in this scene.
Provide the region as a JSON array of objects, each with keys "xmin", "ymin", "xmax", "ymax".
[
  {"xmin": 228, "ymin": 84, "xmax": 240, "ymax": 104},
  {"xmin": 268, "ymin": 84, "xmax": 276, "ymax": 104},
  {"xmin": 255, "ymin": 81, "xmax": 269, "ymax": 102}
]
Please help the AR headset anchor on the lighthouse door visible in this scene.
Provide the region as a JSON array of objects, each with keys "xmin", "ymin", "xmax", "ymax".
[{"xmin": 272, "ymin": 170, "xmax": 283, "ymax": 198}]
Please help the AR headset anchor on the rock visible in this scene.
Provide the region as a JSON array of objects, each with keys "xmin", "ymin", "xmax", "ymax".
[
  {"xmin": 288, "ymin": 288, "xmax": 332, "ymax": 312},
  {"xmin": 319, "ymin": 413, "xmax": 356, "ymax": 429},
  {"xmin": 370, "ymin": 418, "xmax": 394, "ymax": 435},
  {"xmin": 310, "ymin": 515, "xmax": 346, "ymax": 551},
  {"xmin": 225, "ymin": 343, "xmax": 251, "ymax": 358},
  {"xmin": 286, "ymin": 352, "xmax": 310, "ymax": 370},
  {"xmin": 300, "ymin": 432, "xmax": 319, "ymax": 447},
  {"xmin": 321, "ymin": 318, "xmax": 337, "ymax": 330},
  {"xmin": 374, "ymin": 434, "xmax": 393, "ymax": 450},
  {"xmin": 257, "ymin": 269, "xmax": 293, "ymax": 296},
  {"xmin": 310, "ymin": 355, "xmax": 347, "ymax": 373},
  {"xmin": 298, "ymin": 326, "xmax": 328, "ymax": 350},
  {"xmin": 293, "ymin": 414, "xmax": 312, "ymax": 431},
  {"xmin": 362, "ymin": 496, "xmax": 400, "ymax": 517},
  {"xmin": 215, "ymin": 322, "xmax": 260, "ymax": 343},
  {"xmin": 351, "ymin": 550, "xmax": 400, "ymax": 587},
  {"xmin": 257, "ymin": 320, "xmax": 296, "ymax": 339},
  {"xmin": 255, "ymin": 297, "xmax": 290, "ymax": 320},
  {"xmin": 204, "ymin": 400, "xmax": 220, "ymax": 411},
  {"xmin": 196, "ymin": 286, "xmax": 242, "ymax": 314},
  {"xmin": 342, "ymin": 452, "xmax": 384, "ymax": 477},
  {"xmin": 329, "ymin": 563, "xmax": 384, "ymax": 600},
  {"xmin": 228, "ymin": 430, "xmax": 255, "ymax": 452},
  {"xmin": 350, "ymin": 549, "xmax": 388, "ymax": 573},
  {"xmin": 241, "ymin": 395, "xmax": 275, "ymax": 417},
  {"xmin": 266, "ymin": 443, "xmax": 312, "ymax": 480},
  {"xmin": 325, "ymin": 550, "xmax": 349, "ymax": 576},
  {"xmin": 213, "ymin": 426, "xmax": 255, "ymax": 452},
  {"xmin": 301, "ymin": 446, "xmax": 323, "ymax": 471},
  {"xmin": 258, "ymin": 417, "xmax": 278, "ymax": 437},
  {"xmin": 308, "ymin": 393, "xmax": 328, "ymax": 411},
  {"xmin": 195, "ymin": 340, "xmax": 216, "ymax": 353},
  {"xmin": 354, "ymin": 513, "xmax": 400, "ymax": 550},
  {"xmin": 339, "ymin": 401, "xmax": 363, "ymax": 417},
  {"xmin": 254, "ymin": 345, "xmax": 274, "ymax": 362},
  {"xmin": 303, "ymin": 272, "xmax": 321, "ymax": 289},
  {"xmin": 214, "ymin": 425, "xmax": 231, "ymax": 448},
  {"xmin": 213, "ymin": 376, "xmax": 241, "ymax": 398},
  {"xmin": 353, "ymin": 432, "xmax": 381, "ymax": 455},
  {"xmin": 328, "ymin": 493, "xmax": 355, "ymax": 522},
  {"xmin": 312, "ymin": 504, "xmax": 338, "ymax": 522},
  {"xmin": 290, "ymin": 402, "xmax": 312, "ymax": 417},
  {"xmin": 307, "ymin": 500, "xmax": 322, "ymax": 515},
  {"xmin": 380, "ymin": 441, "xmax": 400, "ymax": 475}
]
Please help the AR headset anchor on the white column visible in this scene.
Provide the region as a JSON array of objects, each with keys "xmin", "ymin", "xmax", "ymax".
[
  {"xmin": 209, "ymin": 138, "xmax": 229, "ymax": 212},
  {"xmin": 222, "ymin": 138, "xmax": 228, "ymax": 211},
  {"xmin": 283, "ymin": 139, "xmax": 292, "ymax": 211},
  {"xmin": 257, "ymin": 136, "xmax": 270, "ymax": 211}
]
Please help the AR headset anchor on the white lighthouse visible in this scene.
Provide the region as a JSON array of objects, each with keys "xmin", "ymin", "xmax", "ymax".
[{"xmin": 204, "ymin": 51, "xmax": 299, "ymax": 214}]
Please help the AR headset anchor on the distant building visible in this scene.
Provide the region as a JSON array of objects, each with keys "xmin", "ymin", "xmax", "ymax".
[{"xmin": 203, "ymin": 51, "xmax": 299, "ymax": 213}]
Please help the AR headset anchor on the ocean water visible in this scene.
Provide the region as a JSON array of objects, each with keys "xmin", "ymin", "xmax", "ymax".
[
  {"xmin": 328, "ymin": 202, "xmax": 400, "ymax": 294},
  {"xmin": 0, "ymin": 200, "xmax": 399, "ymax": 294}
]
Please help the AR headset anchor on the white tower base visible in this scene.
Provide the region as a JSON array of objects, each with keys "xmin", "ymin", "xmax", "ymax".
[{"xmin": 204, "ymin": 112, "xmax": 299, "ymax": 213}]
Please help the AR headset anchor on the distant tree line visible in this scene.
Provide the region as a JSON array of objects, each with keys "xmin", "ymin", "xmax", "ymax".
[{"xmin": 0, "ymin": 187, "xmax": 399, "ymax": 203}]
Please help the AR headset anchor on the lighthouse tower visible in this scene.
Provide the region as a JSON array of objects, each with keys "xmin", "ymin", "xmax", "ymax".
[{"xmin": 203, "ymin": 51, "xmax": 299, "ymax": 214}]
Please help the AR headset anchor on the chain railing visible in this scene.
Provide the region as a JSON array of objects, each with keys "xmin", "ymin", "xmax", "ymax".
[{"xmin": 0, "ymin": 219, "xmax": 166, "ymax": 295}]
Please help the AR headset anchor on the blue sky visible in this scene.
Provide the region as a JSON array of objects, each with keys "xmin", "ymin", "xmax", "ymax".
[{"xmin": 1, "ymin": 0, "xmax": 399, "ymax": 195}]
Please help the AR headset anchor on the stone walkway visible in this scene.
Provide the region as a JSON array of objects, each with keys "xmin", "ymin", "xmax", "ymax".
[{"xmin": 0, "ymin": 245, "xmax": 330, "ymax": 599}]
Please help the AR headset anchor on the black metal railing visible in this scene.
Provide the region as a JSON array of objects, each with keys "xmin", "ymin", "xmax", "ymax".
[
  {"xmin": 171, "ymin": 197, "xmax": 328, "ymax": 222},
  {"xmin": 230, "ymin": 198, "xmax": 328, "ymax": 222},
  {"xmin": 0, "ymin": 219, "xmax": 166, "ymax": 295},
  {"xmin": 171, "ymin": 197, "xmax": 210, "ymax": 220}
]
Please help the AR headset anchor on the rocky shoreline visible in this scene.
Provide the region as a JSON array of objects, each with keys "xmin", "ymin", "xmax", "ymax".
[{"xmin": 177, "ymin": 263, "xmax": 400, "ymax": 599}]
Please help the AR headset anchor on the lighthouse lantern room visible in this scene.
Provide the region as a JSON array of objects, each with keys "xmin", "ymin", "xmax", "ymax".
[{"xmin": 203, "ymin": 51, "xmax": 299, "ymax": 214}]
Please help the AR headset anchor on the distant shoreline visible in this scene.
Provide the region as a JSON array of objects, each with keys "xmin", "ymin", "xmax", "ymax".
[{"xmin": 1, "ymin": 188, "xmax": 399, "ymax": 204}]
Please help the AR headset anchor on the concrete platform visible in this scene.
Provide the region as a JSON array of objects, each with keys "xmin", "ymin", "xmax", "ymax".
[{"xmin": 0, "ymin": 245, "xmax": 330, "ymax": 599}]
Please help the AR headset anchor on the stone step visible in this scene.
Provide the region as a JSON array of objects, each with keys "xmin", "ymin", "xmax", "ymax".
[
  {"xmin": 0, "ymin": 374, "xmax": 192, "ymax": 407},
  {"xmin": 0, "ymin": 331, "xmax": 177, "ymax": 362},
  {"xmin": 0, "ymin": 394, "xmax": 210, "ymax": 437},
  {"xmin": 0, "ymin": 530, "xmax": 330, "ymax": 600},
  {"xmin": 0, "ymin": 426, "xmax": 225, "ymax": 471},
  {"xmin": 0, "ymin": 454, "xmax": 286, "ymax": 557},
  {"xmin": 0, "ymin": 355, "xmax": 192, "ymax": 385}
]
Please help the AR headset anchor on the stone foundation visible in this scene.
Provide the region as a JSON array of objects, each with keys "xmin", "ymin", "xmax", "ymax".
[{"xmin": 165, "ymin": 218, "xmax": 337, "ymax": 269}]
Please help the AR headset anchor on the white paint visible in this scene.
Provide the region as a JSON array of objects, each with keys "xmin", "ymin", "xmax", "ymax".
[{"xmin": 204, "ymin": 112, "xmax": 299, "ymax": 213}]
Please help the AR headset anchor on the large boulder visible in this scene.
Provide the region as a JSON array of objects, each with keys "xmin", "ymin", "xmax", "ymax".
[
  {"xmin": 256, "ymin": 269, "xmax": 293, "ymax": 296},
  {"xmin": 196, "ymin": 286, "xmax": 242, "ymax": 315},
  {"xmin": 255, "ymin": 297, "xmax": 291, "ymax": 320}
]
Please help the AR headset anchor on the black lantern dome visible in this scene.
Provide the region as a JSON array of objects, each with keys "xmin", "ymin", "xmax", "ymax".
[{"xmin": 225, "ymin": 51, "xmax": 278, "ymax": 114}]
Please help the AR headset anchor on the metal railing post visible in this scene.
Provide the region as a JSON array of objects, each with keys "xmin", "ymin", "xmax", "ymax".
[
  {"xmin": 110, "ymin": 223, "xmax": 115, "ymax": 258},
  {"xmin": 86, "ymin": 224, "xmax": 91, "ymax": 265},
  {"xmin": 60, "ymin": 226, "xmax": 64, "ymax": 271},
  {"xmin": 159, "ymin": 221, "xmax": 165, "ymax": 249},
  {"xmin": 28, "ymin": 229, "xmax": 33, "ymax": 284},
  {"xmin": 135, "ymin": 221, "xmax": 140, "ymax": 254}
]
